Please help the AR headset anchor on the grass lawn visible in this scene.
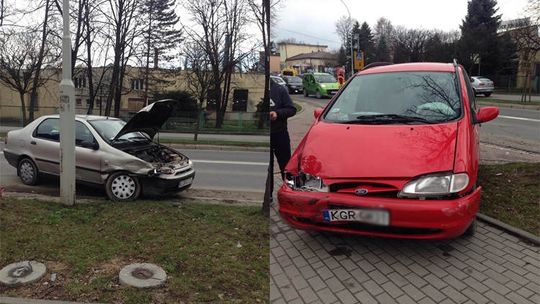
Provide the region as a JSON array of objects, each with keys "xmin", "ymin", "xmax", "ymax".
[
  {"xmin": 0, "ymin": 198, "xmax": 269, "ymax": 303},
  {"xmin": 478, "ymin": 163, "xmax": 540, "ymax": 236},
  {"xmin": 159, "ymin": 138, "xmax": 269, "ymax": 148}
]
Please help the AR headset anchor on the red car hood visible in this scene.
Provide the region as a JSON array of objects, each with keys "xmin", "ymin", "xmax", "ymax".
[{"xmin": 298, "ymin": 121, "xmax": 458, "ymax": 179}]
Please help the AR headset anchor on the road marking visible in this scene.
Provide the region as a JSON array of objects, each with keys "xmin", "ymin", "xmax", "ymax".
[
  {"xmin": 192, "ymin": 159, "xmax": 267, "ymax": 166},
  {"xmin": 498, "ymin": 115, "xmax": 540, "ymax": 122}
]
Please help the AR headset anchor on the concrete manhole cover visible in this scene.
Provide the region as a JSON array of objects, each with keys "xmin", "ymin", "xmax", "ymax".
[
  {"xmin": 0, "ymin": 261, "xmax": 47, "ymax": 286},
  {"xmin": 119, "ymin": 263, "xmax": 166, "ymax": 288}
]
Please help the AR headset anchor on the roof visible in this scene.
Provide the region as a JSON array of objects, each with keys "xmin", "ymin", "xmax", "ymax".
[
  {"xmin": 358, "ymin": 62, "xmax": 456, "ymax": 75},
  {"xmin": 286, "ymin": 51, "xmax": 338, "ymax": 62}
]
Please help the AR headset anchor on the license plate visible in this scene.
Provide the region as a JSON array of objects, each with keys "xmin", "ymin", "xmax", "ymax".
[
  {"xmin": 178, "ymin": 178, "xmax": 193, "ymax": 188},
  {"xmin": 323, "ymin": 209, "xmax": 389, "ymax": 226}
]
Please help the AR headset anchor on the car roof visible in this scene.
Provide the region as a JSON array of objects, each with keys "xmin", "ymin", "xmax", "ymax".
[
  {"xmin": 38, "ymin": 114, "xmax": 122, "ymax": 121},
  {"xmin": 312, "ymin": 72, "xmax": 332, "ymax": 75},
  {"xmin": 358, "ymin": 62, "xmax": 455, "ymax": 75}
]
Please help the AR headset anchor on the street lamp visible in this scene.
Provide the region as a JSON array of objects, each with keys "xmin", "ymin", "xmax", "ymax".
[
  {"xmin": 339, "ymin": 0, "xmax": 354, "ymax": 78},
  {"xmin": 59, "ymin": 0, "xmax": 76, "ymax": 205}
]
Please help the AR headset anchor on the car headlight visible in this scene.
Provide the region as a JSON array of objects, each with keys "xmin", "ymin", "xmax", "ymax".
[
  {"xmin": 320, "ymin": 84, "xmax": 326, "ymax": 88},
  {"xmin": 400, "ymin": 173, "xmax": 469, "ymax": 197},
  {"xmin": 285, "ymin": 172, "xmax": 328, "ymax": 192}
]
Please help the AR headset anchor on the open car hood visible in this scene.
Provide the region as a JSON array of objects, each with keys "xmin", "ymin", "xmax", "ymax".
[{"xmin": 114, "ymin": 99, "xmax": 175, "ymax": 140}]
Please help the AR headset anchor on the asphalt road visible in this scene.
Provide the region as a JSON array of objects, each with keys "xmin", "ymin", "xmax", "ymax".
[
  {"xmin": 292, "ymin": 94, "xmax": 540, "ymax": 153},
  {"xmin": 0, "ymin": 145, "xmax": 268, "ymax": 197}
]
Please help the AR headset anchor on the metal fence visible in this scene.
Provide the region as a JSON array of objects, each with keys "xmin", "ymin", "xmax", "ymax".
[{"xmin": 0, "ymin": 105, "xmax": 269, "ymax": 134}]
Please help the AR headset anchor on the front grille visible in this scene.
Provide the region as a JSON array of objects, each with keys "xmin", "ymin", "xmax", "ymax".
[
  {"xmin": 295, "ymin": 217, "xmax": 442, "ymax": 235},
  {"xmin": 330, "ymin": 182, "xmax": 399, "ymax": 198}
]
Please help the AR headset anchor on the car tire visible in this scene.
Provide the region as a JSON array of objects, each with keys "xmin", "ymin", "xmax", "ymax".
[
  {"xmin": 17, "ymin": 157, "xmax": 39, "ymax": 186},
  {"xmin": 303, "ymin": 89, "xmax": 308, "ymax": 97},
  {"xmin": 316, "ymin": 90, "xmax": 322, "ymax": 99},
  {"xmin": 105, "ymin": 172, "xmax": 141, "ymax": 202},
  {"xmin": 484, "ymin": 92, "xmax": 492, "ymax": 97},
  {"xmin": 462, "ymin": 217, "xmax": 477, "ymax": 237}
]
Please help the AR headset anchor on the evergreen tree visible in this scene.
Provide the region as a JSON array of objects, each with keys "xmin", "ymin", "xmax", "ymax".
[
  {"xmin": 355, "ymin": 22, "xmax": 375, "ymax": 64},
  {"xmin": 458, "ymin": 0, "xmax": 501, "ymax": 75},
  {"xmin": 374, "ymin": 35, "xmax": 390, "ymax": 62},
  {"xmin": 141, "ymin": 0, "xmax": 183, "ymax": 103}
]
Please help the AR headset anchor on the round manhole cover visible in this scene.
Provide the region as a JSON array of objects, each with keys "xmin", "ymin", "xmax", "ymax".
[
  {"xmin": 0, "ymin": 261, "xmax": 47, "ymax": 286},
  {"xmin": 119, "ymin": 263, "xmax": 166, "ymax": 288}
]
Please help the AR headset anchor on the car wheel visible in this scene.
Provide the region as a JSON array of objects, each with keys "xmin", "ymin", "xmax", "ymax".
[
  {"xmin": 303, "ymin": 89, "xmax": 308, "ymax": 97},
  {"xmin": 316, "ymin": 90, "xmax": 322, "ymax": 99},
  {"xmin": 462, "ymin": 218, "xmax": 477, "ymax": 237},
  {"xmin": 484, "ymin": 92, "xmax": 492, "ymax": 97},
  {"xmin": 17, "ymin": 158, "xmax": 39, "ymax": 185},
  {"xmin": 105, "ymin": 172, "xmax": 141, "ymax": 202}
]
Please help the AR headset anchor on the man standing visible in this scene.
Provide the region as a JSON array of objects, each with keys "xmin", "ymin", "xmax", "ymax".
[{"xmin": 270, "ymin": 77, "xmax": 296, "ymax": 180}]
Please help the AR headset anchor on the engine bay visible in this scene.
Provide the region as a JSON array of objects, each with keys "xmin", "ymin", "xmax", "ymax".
[{"xmin": 121, "ymin": 143, "xmax": 189, "ymax": 170}]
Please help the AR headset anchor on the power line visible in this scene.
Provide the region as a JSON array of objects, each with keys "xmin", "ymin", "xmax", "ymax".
[{"xmin": 274, "ymin": 27, "xmax": 340, "ymax": 44}]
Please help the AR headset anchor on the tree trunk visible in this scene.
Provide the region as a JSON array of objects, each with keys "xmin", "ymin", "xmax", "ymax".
[
  {"xmin": 143, "ymin": 0, "xmax": 154, "ymax": 106},
  {"xmin": 28, "ymin": 0, "xmax": 51, "ymax": 123},
  {"xmin": 85, "ymin": 0, "xmax": 95, "ymax": 115},
  {"xmin": 19, "ymin": 92, "xmax": 27, "ymax": 126}
]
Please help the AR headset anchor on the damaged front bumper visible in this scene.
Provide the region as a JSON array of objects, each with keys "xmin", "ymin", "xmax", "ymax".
[
  {"xmin": 141, "ymin": 163, "xmax": 195, "ymax": 196},
  {"xmin": 277, "ymin": 184, "xmax": 481, "ymax": 240}
]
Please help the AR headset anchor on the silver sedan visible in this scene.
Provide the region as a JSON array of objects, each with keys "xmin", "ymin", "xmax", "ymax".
[{"xmin": 3, "ymin": 100, "xmax": 195, "ymax": 201}]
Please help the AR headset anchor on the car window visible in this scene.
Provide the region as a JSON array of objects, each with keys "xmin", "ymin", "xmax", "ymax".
[
  {"xmin": 462, "ymin": 69, "xmax": 477, "ymax": 115},
  {"xmin": 88, "ymin": 119, "xmax": 148, "ymax": 143},
  {"xmin": 314, "ymin": 74, "xmax": 337, "ymax": 83},
  {"xmin": 34, "ymin": 118, "xmax": 60, "ymax": 141},
  {"xmin": 287, "ymin": 76, "xmax": 302, "ymax": 83},
  {"xmin": 324, "ymin": 71, "xmax": 462, "ymax": 123},
  {"xmin": 75, "ymin": 121, "xmax": 96, "ymax": 146}
]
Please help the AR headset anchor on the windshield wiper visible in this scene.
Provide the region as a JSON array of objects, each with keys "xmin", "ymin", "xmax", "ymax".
[{"xmin": 343, "ymin": 114, "xmax": 434, "ymax": 124}]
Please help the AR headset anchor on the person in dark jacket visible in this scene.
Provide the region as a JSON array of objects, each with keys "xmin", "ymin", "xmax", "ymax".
[{"xmin": 270, "ymin": 77, "xmax": 297, "ymax": 180}]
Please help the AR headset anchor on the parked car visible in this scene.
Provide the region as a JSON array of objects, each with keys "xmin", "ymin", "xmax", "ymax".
[
  {"xmin": 271, "ymin": 75, "xmax": 287, "ymax": 87},
  {"xmin": 283, "ymin": 75, "xmax": 304, "ymax": 94},
  {"xmin": 3, "ymin": 99, "xmax": 195, "ymax": 201},
  {"xmin": 278, "ymin": 62, "xmax": 499, "ymax": 240},
  {"xmin": 470, "ymin": 76, "xmax": 494, "ymax": 97},
  {"xmin": 303, "ymin": 72, "xmax": 340, "ymax": 98}
]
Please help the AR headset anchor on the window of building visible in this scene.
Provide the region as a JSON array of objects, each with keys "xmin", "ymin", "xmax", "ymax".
[
  {"xmin": 131, "ymin": 79, "xmax": 145, "ymax": 91},
  {"xmin": 74, "ymin": 77, "xmax": 86, "ymax": 88},
  {"xmin": 232, "ymin": 89, "xmax": 248, "ymax": 112},
  {"xmin": 76, "ymin": 98, "xmax": 82, "ymax": 106}
]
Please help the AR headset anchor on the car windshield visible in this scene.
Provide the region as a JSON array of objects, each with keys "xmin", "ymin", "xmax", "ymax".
[
  {"xmin": 89, "ymin": 119, "xmax": 149, "ymax": 143},
  {"xmin": 324, "ymin": 71, "xmax": 461, "ymax": 124},
  {"xmin": 314, "ymin": 74, "xmax": 336, "ymax": 83},
  {"xmin": 286, "ymin": 76, "xmax": 302, "ymax": 84}
]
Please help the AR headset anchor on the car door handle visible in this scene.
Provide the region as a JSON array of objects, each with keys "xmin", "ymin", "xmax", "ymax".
[{"xmin": 30, "ymin": 141, "xmax": 36, "ymax": 145}]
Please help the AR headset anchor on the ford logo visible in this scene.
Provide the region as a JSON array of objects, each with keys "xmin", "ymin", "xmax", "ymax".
[{"xmin": 355, "ymin": 188, "xmax": 369, "ymax": 196}]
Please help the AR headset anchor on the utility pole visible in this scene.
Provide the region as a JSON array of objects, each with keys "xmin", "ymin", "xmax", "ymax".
[
  {"xmin": 339, "ymin": 0, "xmax": 354, "ymax": 78},
  {"xmin": 59, "ymin": 0, "xmax": 76, "ymax": 205}
]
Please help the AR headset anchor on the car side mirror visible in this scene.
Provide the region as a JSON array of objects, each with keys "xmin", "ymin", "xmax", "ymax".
[
  {"xmin": 314, "ymin": 108, "xmax": 323, "ymax": 119},
  {"xmin": 476, "ymin": 106, "xmax": 499, "ymax": 124},
  {"xmin": 470, "ymin": 77, "xmax": 474, "ymax": 82},
  {"xmin": 80, "ymin": 140, "xmax": 99, "ymax": 150}
]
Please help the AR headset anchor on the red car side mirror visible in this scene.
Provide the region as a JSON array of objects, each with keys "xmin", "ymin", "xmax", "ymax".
[
  {"xmin": 476, "ymin": 107, "xmax": 499, "ymax": 123},
  {"xmin": 314, "ymin": 108, "xmax": 323, "ymax": 119}
]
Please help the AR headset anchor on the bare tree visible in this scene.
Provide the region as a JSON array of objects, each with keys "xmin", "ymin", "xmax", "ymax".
[
  {"xmin": 101, "ymin": 0, "xmax": 143, "ymax": 117},
  {"xmin": 0, "ymin": 29, "xmax": 48, "ymax": 125}
]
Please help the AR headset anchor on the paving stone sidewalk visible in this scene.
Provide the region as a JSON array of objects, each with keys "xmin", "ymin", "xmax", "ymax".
[
  {"xmin": 270, "ymin": 99, "xmax": 540, "ymax": 303},
  {"xmin": 270, "ymin": 201, "xmax": 540, "ymax": 304}
]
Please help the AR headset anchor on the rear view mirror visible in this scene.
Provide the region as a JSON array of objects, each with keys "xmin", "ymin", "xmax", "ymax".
[
  {"xmin": 314, "ymin": 108, "xmax": 323, "ymax": 119},
  {"xmin": 476, "ymin": 107, "xmax": 499, "ymax": 123}
]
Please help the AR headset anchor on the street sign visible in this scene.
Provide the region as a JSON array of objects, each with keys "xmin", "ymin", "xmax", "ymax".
[{"xmin": 354, "ymin": 50, "xmax": 365, "ymax": 71}]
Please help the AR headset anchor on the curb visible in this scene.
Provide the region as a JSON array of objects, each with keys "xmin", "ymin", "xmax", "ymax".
[
  {"xmin": 477, "ymin": 213, "xmax": 540, "ymax": 246},
  {"xmin": 477, "ymin": 101, "xmax": 540, "ymax": 110},
  {"xmin": 0, "ymin": 297, "xmax": 103, "ymax": 304}
]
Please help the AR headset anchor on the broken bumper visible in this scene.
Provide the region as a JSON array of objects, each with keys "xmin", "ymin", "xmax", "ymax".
[
  {"xmin": 277, "ymin": 185, "xmax": 481, "ymax": 240},
  {"xmin": 140, "ymin": 166, "xmax": 195, "ymax": 196}
]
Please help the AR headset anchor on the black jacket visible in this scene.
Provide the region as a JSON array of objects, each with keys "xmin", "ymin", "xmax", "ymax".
[{"xmin": 270, "ymin": 81, "xmax": 296, "ymax": 133}]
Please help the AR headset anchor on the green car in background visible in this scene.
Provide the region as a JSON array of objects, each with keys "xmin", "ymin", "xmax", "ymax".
[{"xmin": 302, "ymin": 72, "xmax": 340, "ymax": 99}]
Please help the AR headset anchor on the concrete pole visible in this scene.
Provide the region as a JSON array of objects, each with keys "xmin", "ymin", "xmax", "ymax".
[
  {"xmin": 339, "ymin": 0, "xmax": 354, "ymax": 79},
  {"xmin": 59, "ymin": 0, "xmax": 75, "ymax": 205}
]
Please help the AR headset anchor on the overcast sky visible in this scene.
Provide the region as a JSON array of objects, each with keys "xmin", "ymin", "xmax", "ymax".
[{"xmin": 273, "ymin": 0, "xmax": 530, "ymax": 50}]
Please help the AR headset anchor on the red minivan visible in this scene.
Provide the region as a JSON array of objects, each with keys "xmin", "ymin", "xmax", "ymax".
[{"xmin": 278, "ymin": 62, "xmax": 499, "ymax": 240}]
